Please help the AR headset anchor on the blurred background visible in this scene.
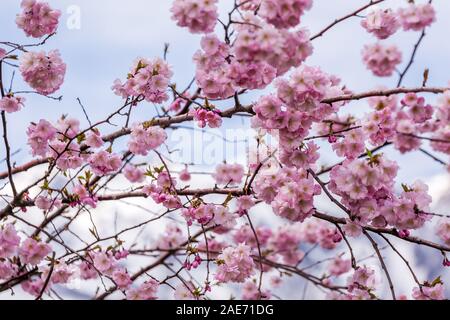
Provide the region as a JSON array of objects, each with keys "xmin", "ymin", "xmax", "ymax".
[{"xmin": 0, "ymin": 0, "xmax": 449, "ymax": 299}]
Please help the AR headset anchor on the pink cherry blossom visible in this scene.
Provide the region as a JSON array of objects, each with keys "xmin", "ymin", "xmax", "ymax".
[
  {"xmin": 342, "ymin": 219, "xmax": 363, "ymax": 238},
  {"xmin": 268, "ymin": 224, "xmax": 304, "ymax": 265},
  {"xmin": 85, "ymin": 130, "xmax": 104, "ymax": 149},
  {"xmin": 398, "ymin": 3, "xmax": 436, "ymax": 31},
  {"xmin": 26, "ymin": 119, "xmax": 57, "ymax": 157},
  {"xmin": 400, "ymin": 93, "xmax": 433, "ymax": 123},
  {"xmin": 88, "ymin": 150, "xmax": 122, "ymax": 176},
  {"xmin": 236, "ymin": 195, "xmax": 255, "ymax": 215},
  {"xmin": 56, "ymin": 117, "xmax": 80, "ymax": 139},
  {"xmin": 190, "ymin": 107, "xmax": 222, "ymax": 128},
  {"xmin": 361, "ymin": 8, "xmax": 400, "ymax": 39},
  {"xmin": 19, "ymin": 237, "xmax": 52, "ymax": 265},
  {"xmin": 242, "ymin": 281, "xmax": 271, "ymax": 300},
  {"xmin": 436, "ymin": 219, "xmax": 450, "ymax": 246},
  {"xmin": 0, "ymin": 224, "xmax": 21, "ymax": 259},
  {"xmin": 155, "ymin": 223, "xmax": 185, "ymax": 250},
  {"xmin": 233, "ymin": 225, "xmax": 272, "ymax": 249},
  {"xmin": 20, "ymin": 49, "xmax": 66, "ymax": 95},
  {"xmin": 113, "ymin": 57, "xmax": 172, "ymax": 103},
  {"xmin": 215, "ymin": 243, "xmax": 255, "ymax": 283},
  {"xmin": 49, "ymin": 140, "xmax": 83, "ymax": 171},
  {"xmin": 79, "ymin": 261, "xmax": 98, "ymax": 280},
  {"xmin": 128, "ymin": 123, "xmax": 167, "ymax": 156},
  {"xmin": 0, "ymin": 260, "xmax": 18, "ymax": 280},
  {"xmin": 332, "ymin": 128, "xmax": 366, "ymax": 160},
  {"xmin": 179, "ymin": 166, "xmax": 191, "ymax": 181},
  {"xmin": 112, "ymin": 268, "xmax": 133, "ymax": 289},
  {"xmin": 328, "ymin": 256, "xmax": 352, "ymax": 277},
  {"xmin": 213, "ymin": 163, "xmax": 244, "ymax": 185},
  {"xmin": 171, "ymin": 0, "xmax": 218, "ymax": 34},
  {"xmin": 35, "ymin": 195, "xmax": 61, "ymax": 211},
  {"xmin": 255, "ymin": 167, "xmax": 321, "ymax": 222},
  {"xmin": 0, "ymin": 48, "xmax": 6, "ymax": 60},
  {"xmin": 0, "ymin": 96, "xmax": 25, "ymax": 113},
  {"xmin": 173, "ymin": 283, "xmax": 196, "ymax": 300},
  {"xmin": 123, "ymin": 164, "xmax": 145, "ymax": 183},
  {"xmin": 362, "ymin": 43, "xmax": 402, "ymax": 77},
  {"xmin": 21, "ymin": 277, "xmax": 45, "ymax": 297},
  {"xmin": 93, "ymin": 251, "xmax": 115, "ymax": 274},
  {"xmin": 126, "ymin": 279, "xmax": 159, "ymax": 300},
  {"xmin": 16, "ymin": 0, "xmax": 61, "ymax": 38},
  {"xmin": 72, "ymin": 184, "xmax": 97, "ymax": 208},
  {"xmin": 233, "ymin": 14, "xmax": 312, "ymax": 76},
  {"xmin": 347, "ymin": 266, "xmax": 376, "ymax": 293},
  {"xmin": 44, "ymin": 262, "xmax": 73, "ymax": 284},
  {"xmin": 257, "ymin": 0, "xmax": 312, "ymax": 29},
  {"xmin": 412, "ymin": 283, "xmax": 445, "ymax": 300}
]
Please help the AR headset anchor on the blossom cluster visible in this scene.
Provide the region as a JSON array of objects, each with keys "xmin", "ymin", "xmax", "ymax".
[
  {"xmin": 113, "ymin": 58, "xmax": 173, "ymax": 103},
  {"xmin": 436, "ymin": 219, "xmax": 450, "ymax": 246},
  {"xmin": 346, "ymin": 267, "xmax": 377, "ymax": 299},
  {"xmin": 0, "ymin": 95, "xmax": 25, "ymax": 113},
  {"xmin": 397, "ymin": 3, "xmax": 436, "ymax": 31},
  {"xmin": 215, "ymin": 243, "xmax": 255, "ymax": 283},
  {"xmin": 143, "ymin": 172, "xmax": 182, "ymax": 210},
  {"xmin": 253, "ymin": 65, "xmax": 345, "ymax": 167},
  {"xmin": 257, "ymin": 0, "xmax": 312, "ymax": 29},
  {"xmin": 26, "ymin": 119, "xmax": 57, "ymax": 157},
  {"xmin": 190, "ymin": 107, "xmax": 222, "ymax": 128},
  {"xmin": 0, "ymin": 224, "xmax": 52, "ymax": 283},
  {"xmin": 16, "ymin": 0, "xmax": 61, "ymax": 38},
  {"xmin": 361, "ymin": 8, "xmax": 399, "ymax": 40},
  {"xmin": 19, "ymin": 50, "xmax": 66, "ymax": 95},
  {"xmin": 88, "ymin": 150, "xmax": 122, "ymax": 176},
  {"xmin": 182, "ymin": 203, "xmax": 237, "ymax": 228},
  {"xmin": 362, "ymin": 43, "xmax": 402, "ymax": 77},
  {"xmin": 155, "ymin": 223, "xmax": 185, "ymax": 250},
  {"xmin": 254, "ymin": 167, "xmax": 321, "ymax": 222},
  {"xmin": 213, "ymin": 163, "xmax": 245, "ymax": 185},
  {"xmin": 127, "ymin": 123, "xmax": 167, "ymax": 156},
  {"xmin": 329, "ymin": 154, "xmax": 433, "ymax": 230},
  {"xmin": 170, "ymin": 0, "xmax": 218, "ymax": 34},
  {"xmin": 123, "ymin": 164, "xmax": 145, "ymax": 183},
  {"xmin": 412, "ymin": 283, "xmax": 445, "ymax": 300},
  {"xmin": 362, "ymin": 97, "xmax": 397, "ymax": 146},
  {"xmin": 193, "ymin": 15, "xmax": 312, "ymax": 99}
]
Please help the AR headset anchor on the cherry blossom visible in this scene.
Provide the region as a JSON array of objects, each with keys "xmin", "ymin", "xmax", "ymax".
[
  {"xmin": 123, "ymin": 164, "xmax": 145, "ymax": 183},
  {"xmin": 19, "ymin": 237, "xmax": 52, "ymax": 265},
  {"xmin": 128, "ymin": 123, "xmax": 167, "ymax": 156},
  {"xmin": 19, "ymin": 49, "xmax": 66, "ymax": 95},
  {"xmin": 0, "ymin": 95, "xmax": 25, "ymax": 113},
  {"xmin": 16, "ymin": 0, "xmax": 61, "ymax": 38},
  {"xmin": 398, "ymin": 3, "xmax": 436, "ymax": 31},
  {"xmin": 1, "ymin": 0, "xmax": 450, "ymax": 301},
  {"xmin": 0, "ymin": 224, "xmax": 21, "ymax": 259},
  {"xmin": 171, "ymin": 0, "xmax": 218, "ymax": 34},
  {"xmin": 361, "ymin": 8, "xmax": 399, "ymax": 39},
  {"xmin": 362, "ymin": 43, "xmax": 402, "ymax": 77},
  {"xmin": 113, "ymin": 57, "xmax": 172, "ymax": 103},
  {"xmin": 215, "ymin": 243, "xmax": 255, "ymax": 283},
  {"xmin": 213, "ymin": 163, "xmax": 245, "ymax": 185},
  {"xmin": 88, "ymin": 150, "xmax": 122, "ymax": 176},
  {"xmin": 126, "ymin": 279, "xmax": 159, "ymax": 300}
]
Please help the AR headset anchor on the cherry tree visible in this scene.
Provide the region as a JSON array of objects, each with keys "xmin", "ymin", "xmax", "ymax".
[{"xmin": 0, "ymin": 0, "xmax": 449, "ymax": 300}]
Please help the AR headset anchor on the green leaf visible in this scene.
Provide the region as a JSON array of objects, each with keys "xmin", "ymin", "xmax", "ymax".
[
  {"xmin": 76, "ymin": 133, "xmax": 86, "ymax": 144},
  {"xmin": 222, "ymin": 193, "xmax": 234, "ymax": 207},
  {"xmin": 431, "ymin": 276, "xmax": 443, "ymax": 287}
]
